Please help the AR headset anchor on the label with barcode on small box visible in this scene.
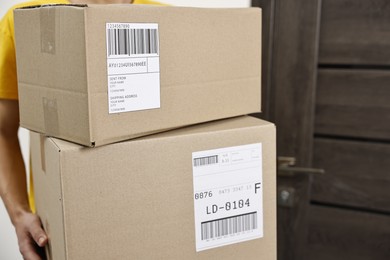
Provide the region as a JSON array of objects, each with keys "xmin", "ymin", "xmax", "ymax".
[
  {"xmin": 192, "ymin": 143, "xmax": 264, "ymax": 252},
  {"xmin": 106, "ymin": 23, "xmax": 160, "ymax": 114}
]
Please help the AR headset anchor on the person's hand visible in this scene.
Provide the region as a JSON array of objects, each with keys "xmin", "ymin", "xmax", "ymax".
[{"xmin": 14, "ymin": 211, "xmax": 48, "ymax": 260}]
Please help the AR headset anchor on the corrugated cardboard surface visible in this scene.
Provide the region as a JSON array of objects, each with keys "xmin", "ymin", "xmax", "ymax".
[
  {"xmin": 31, "ymin": 116, "xmax": 276, "ymax": 260},
  {"xmin": 16, "ymin": 4, "xmax": 262, "ymax": 147}
]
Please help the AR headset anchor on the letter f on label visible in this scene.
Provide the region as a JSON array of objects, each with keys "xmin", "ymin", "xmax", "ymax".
[{"xmin": 255, "ymin": 183, "xmax": 261, "ymax": 194}]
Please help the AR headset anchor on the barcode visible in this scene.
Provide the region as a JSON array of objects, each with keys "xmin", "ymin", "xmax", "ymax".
[
  {"xmin": 201, "ymin": 212, "xmax": 257, "ymax": 240},
  {"xmin": 194, "ymin": 155, "xmax": 218, "ymax": 167},
  {"xmin": 107, "ymin": 28, "xmax": 158, "ymax": 57}
]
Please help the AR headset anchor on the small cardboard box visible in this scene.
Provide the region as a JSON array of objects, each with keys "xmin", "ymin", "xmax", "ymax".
[
  {"xmin": 31, "ymin": 116, "xmax": 276, "ymax": 260},
  {"xmin": 15, "ymin": 4, "xmax": 262, "ymax": 147}
]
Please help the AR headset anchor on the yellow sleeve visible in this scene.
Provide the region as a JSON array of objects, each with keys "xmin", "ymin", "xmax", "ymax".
[
  {"xmin": 134, "ymin": 0, "xmax": 167, "ymax": 6},
  {"xmin": 0, "ymin": 10, "xmax": 18, "ymax": 100}
]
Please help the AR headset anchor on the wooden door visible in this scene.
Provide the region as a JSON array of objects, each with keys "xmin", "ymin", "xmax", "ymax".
[
  {"xmin": 252, "ymin": 0, "xmax": 390, "ymax": 259},
  {"xmin": 308, "ymin": 0, "xmax": 390, "ymax": 259}
]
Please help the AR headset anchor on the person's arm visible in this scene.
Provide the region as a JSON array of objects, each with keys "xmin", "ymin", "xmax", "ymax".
[{"xmin": 0, "ymin": 99, "xmax": 48, "ymax": 260}]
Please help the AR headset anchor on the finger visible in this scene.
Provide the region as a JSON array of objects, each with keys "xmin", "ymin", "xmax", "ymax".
[
  {"xmin": 29, "ymin": 217, "xmax": 48, "ymax": 247},
  {"xmin": 35, "ymin": 241, "xmax": 47, "ymax": 260},
  {"xmin": 19, "ymin": 239, "xmax": 42, "ymax": 260}
]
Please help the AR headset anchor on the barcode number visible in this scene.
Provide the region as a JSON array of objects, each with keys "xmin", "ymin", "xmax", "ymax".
[{"xmin": 107, "ymin": 28, "xmax": 158, "ymax": 57}]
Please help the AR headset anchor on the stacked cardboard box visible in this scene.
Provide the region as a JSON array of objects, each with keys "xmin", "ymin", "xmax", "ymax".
[
  {"xmin": 15, "ymin": 4, "xmax": 276, "ymax": 260},
  {"xmin": 14, "ymin": 4, "xmax": 262, "ymax": 147},
  {"xmin": 30, "ymin": 116, "xmax": 276, "ymax": 260}
]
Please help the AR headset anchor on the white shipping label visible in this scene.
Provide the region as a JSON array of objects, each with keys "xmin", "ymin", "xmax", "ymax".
[
  {"xmin": 106, "ymin": 23, "xmax": 160, "ymax": 114},
  {"xmin": 192, "ymin": 143, "xmax": 263, "ymax": 252}
]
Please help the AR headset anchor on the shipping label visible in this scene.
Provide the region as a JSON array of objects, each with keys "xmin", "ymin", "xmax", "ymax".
[
  {"xmin": 106, "ymin": 23, "xmax": 160, "ymax": 114},
  {"xmin": 192, "ymin": 143, "xmax": 264, "ymax": 252}
]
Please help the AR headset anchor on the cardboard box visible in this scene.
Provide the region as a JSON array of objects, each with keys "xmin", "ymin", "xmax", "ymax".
[
  {"xmin": 31, "ymin": 116, "xmax": 276, "ymax": 260},
  {"xmin": 15, "ymin": 4, "xmax": 262, "ymax": 147}
]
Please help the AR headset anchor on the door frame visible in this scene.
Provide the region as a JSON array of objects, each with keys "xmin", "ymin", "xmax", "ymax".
[{"xmin": 252, "ymin": 0, "xmax": 322, "ymax": 259}]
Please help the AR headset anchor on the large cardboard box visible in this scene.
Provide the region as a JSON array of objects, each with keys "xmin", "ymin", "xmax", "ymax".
[
  {"xmin": 31, "ymin": 116, "xmax": 276, "ymax": 260},
  {"xmin": 15, "ymin": 4, "xmax": 262, "ymax": 147}
]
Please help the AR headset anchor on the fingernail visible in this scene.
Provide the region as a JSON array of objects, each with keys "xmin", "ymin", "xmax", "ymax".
[{"xmin": 38, "ymin": 237, "xmax": 45, "ymax": 246}]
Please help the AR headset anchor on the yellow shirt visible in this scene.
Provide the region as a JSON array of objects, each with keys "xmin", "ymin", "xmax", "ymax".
[{"xmin": 0, "ymin": 0, "xmax": 164, "ymax": 212}]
